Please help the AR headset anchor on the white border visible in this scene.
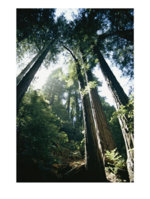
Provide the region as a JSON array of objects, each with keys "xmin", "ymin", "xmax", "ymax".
[{"xmin": 1, "ymin": 0, "xmax": 150, "ymax": 199}]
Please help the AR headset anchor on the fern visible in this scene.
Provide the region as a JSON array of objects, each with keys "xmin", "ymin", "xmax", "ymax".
[{"xmin": 105, "ymin": 148, "xmax": 126, "ymax": 175}]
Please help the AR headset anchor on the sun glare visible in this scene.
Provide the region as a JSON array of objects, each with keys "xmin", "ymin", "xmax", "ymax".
[
  {"xmin": 55, "ymin": 8, "xmax": 78, "ymax": 21},
  {"xmin": 17, "ymin": 9, "xmax": 133, "ymax": 107}
]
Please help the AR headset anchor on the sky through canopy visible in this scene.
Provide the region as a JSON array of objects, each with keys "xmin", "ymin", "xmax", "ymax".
[{"xmin": 17, "ymin": 8, "xmax": 133, "ymax": 106}]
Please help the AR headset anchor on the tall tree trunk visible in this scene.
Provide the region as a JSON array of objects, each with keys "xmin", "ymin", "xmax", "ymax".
[
  {"xmin": 63, "ymin": 45, "xmax": 107, "ymax": 181},
  {"xmin": 76, "ymin": 62, "xmax": 107, "ymax": 181},
  {"xmin": 85, "ymin": 68, "xmax": 115, "ymax": 152},
  {"xmin": 17, "ymin": 45, "xmax": 48, "ymax": 85},
  {"xmin": 94, "ymin": 46, "xmax": 134, "ymax": 182},
  {"xmin": 17, "ymin": 41, "xmax": 54, "ymax": 109},
  {"xmin": 93, "ymin": 46, "xmax": 129, "ymax": 108},
  {"xmin": 80, "ymin": 48, "xmax": 115, "ymax": 153},
  {"xmin": 74, "ymin": 91, "xmax": 80, "ymax": 127}
]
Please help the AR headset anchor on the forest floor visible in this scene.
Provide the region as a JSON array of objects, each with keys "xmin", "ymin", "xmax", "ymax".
[
  {"xmin": 41, "ymin": 159, "xmax": 128, "ymax": 182},
  {"xmin": 17, "ymin": 156, "xmax": 128, "ymax": 182}
]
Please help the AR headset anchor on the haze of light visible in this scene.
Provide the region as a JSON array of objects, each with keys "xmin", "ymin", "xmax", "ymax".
[{"xmin": 17, "ymin": 8, "xmax": 133, "ymax": 107}]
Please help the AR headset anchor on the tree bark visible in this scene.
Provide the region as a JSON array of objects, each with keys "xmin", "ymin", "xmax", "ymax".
[
  {"xmin": 17, "ymin": 41, "xmax": 54, "ymax": 109},
  {"xmin": 76, "ymin": 62, "xmax": 107, "ymax": 181},
  {"xmin": 17, "ymin": 45, "xmax": 48, "ymax": 85},
  {"xmin": 93, "ymin": 46, "xmax": 129, "ymax": 108},
  {"xmin": 94, "ymin": 46, "xmax": 134, "ymax": 182},
  {"xmin": 80, "ymin": 47, "xmax": 115, "ymax": 153},
  {"xmin": 85, "ymin": 69, "xmax": 116, "ymax": 152},
  {"xmin": 64, "ymin": 45, "xmax": 107, "ymax": 181},
  {"xmin": 74, "ymin": 91, "xmax": 80, "ymax": 127}
]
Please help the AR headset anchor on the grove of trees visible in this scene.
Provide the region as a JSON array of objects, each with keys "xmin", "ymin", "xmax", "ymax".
[{"xmin": 17, "ymin": 8, "xmax": 134, "ymax": 182}]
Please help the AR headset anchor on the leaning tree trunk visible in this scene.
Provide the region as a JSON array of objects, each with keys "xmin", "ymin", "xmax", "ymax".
[
  {"xmin": 94, "ymin": 45, "xmax": 134, "ymax": 182},
  {"xmin": 17, "ymin": 50, "xmax": 42, "ymax": 85},
  {"xmin": 64, "ymin": 46, "xmax": 107, "ymax": 181},
  {"xmin": 17, "ymin": 43, "xmax": 49, "ymax": 85},
  {"xmin": 93, "ymin": 46, "xmax": 129, "ymax": 108},
  {"xmin": 17, "ymin": 41, "xmax": 54, "ymax": 110}
]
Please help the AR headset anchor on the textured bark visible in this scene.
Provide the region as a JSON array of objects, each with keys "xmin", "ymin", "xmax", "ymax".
[
  {"xmin": 94, "ymin": 46, "xmax": 134, "ymax": 182},
  {"xmin": 77, "ymin": 63, "xmax": 107, "ymax": 181},
  {"xmin": 17, "ymin": 41, "xmax": 54, "ymax": 109},
  {"xmin": 64, "ymin": 45, "xmax": 107, "ymax": 181},
  {"xmin": 80, "ymin": 47, "xmax": 115, "ymax": 153},
  {"xmin": 118, "ymin": 116, "xmax": 134, "ymax": 182},
  {"xmin": 85, "ymin": 69, "xmax": 115, "ymax": 152},
  {"xmin": 93, "ymin": 46, "xmax": 129, "ymax": 108}
]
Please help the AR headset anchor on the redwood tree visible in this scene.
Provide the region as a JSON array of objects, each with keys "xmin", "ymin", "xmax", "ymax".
[{"xmin": 63, "ymin": 45, "xmax": 107, "ymax": 181}]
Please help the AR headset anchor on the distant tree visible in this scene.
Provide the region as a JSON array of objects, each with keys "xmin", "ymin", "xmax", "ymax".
[{"xmin": 43, "ymin": 68, "xmax": 83, "ymax": 142}]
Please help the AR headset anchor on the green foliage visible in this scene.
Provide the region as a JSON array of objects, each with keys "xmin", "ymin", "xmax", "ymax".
[
  {"xmin": 43, "ymin": 68, "xmax": 83, "ymax": 142},
  {"xmin": 87, "ymin": 81, "xmax": 98, "ymax": 89},
  {"xmin": 18, "ymin": 91, "xmax": 61, "ymax": 161},
  {"xmin": 17, "ymin": 90, "xmax": 83, "ymax": 168},
  {"xmin": 67, "ymin": 9, "xmax": 133, "ymax": 79},
  {"xmin": 105, "ymin": 148, "xmax": 126, "ymax": 175},
  {"xmin": 17, "ymin": 9, "xmax": 134, "ymax": 181},
  {"xmin": 110, "ymin": 96, "xmax": 134, "ymax": 134},
  {"xmin": 80, "ymin": 81, "xmax": 98, "ymax": 96},
  {"xmin": 99, "ymin": 96, "xmax": 126, "ymax": 157}
]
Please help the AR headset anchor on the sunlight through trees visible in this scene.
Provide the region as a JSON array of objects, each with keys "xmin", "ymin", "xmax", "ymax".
[{"xmin": 17, "ymin": 8, "xmax": 134, "ymax": 182}]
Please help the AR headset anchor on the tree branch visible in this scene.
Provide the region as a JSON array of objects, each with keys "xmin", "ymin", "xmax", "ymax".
[{"xmin": 63, "ymin": 45, "xmax": 78, "ymax": 62}]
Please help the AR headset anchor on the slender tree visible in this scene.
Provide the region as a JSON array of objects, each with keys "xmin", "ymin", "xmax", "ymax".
[{"xmin": 74, "ymin": 90, "xmax": 80, "ymax": 127}]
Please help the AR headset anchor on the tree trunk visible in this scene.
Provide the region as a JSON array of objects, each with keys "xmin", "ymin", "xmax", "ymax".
[
  {"xmin": 118, "ymin": 116, "xmax": 134, "ymax": 182},
  {"xmin": 93, "ymin": 46, "xmax": 129, "ymax": 108},
  {"xmin": 17, "ymin": 41, "xmax": 54, "ymax": 109},
  {"xmin": 75, "ymin": 91, "xmax": 80, "ymax": 127},
  {"xmin": 94, "ymin": 46, "xmax": 134, "ymax": 182},
  {"xmin": 77, "ymin": 63, "xmax": 107, "ymax": 181},
  {"xmin": 85, "ymin": 68, "xmax": 116, "ymax": 152},
  {"xmin": 17, "ymin": 46, "xmax": 48, "ymax": 85},
  {"xmin": 63, "ymin": 45, "xmax": 107, "ymax": 181},
  {"xmin": 80, "ymin": 47, "xmax": 115, "ymax": 153}
]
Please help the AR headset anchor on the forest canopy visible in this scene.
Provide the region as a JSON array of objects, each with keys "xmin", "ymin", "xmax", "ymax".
[{"xmin": 17, "ymin": 8, "xmax": 134, "ymax": 182}]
